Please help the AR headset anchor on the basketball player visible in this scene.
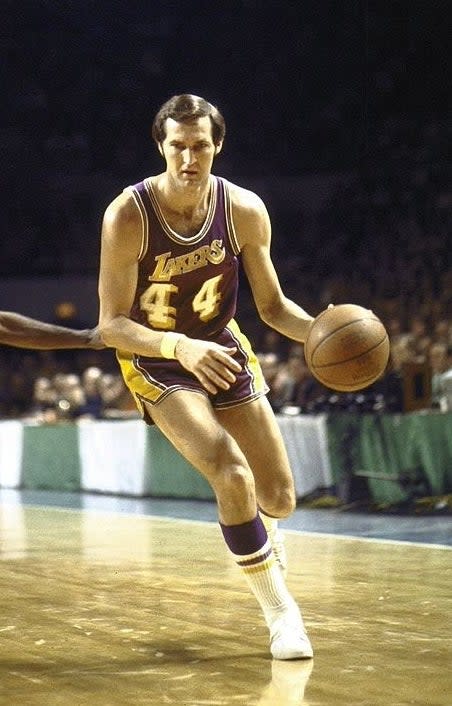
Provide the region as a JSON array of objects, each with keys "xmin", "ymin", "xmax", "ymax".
[
  {"xmin": 0, "ymin": 310, "xmax": 103, "ymax": 349},
  {"xmin": 98, "ymin": 94, "xmax": 315, "ymax": 660}
]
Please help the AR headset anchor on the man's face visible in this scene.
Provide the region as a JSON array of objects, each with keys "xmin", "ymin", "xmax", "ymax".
[{"xmin": 159, "ymin": 116, "xmax": 221, "ymax": 189}]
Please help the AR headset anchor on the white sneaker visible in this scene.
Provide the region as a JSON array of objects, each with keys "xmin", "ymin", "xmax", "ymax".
[{"xmin": 269, "ymin": 607, "xmax": 314, "ymax": 661}]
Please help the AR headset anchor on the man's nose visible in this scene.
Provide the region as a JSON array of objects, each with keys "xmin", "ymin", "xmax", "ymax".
[{"xmin": 182, "ymin": 148, "xmax": 195, "ymax": 164}]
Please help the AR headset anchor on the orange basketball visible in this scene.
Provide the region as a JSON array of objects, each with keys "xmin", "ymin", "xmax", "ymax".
[{"xmin": 304, "ymin": 304, "xmax": 390, "ymax": 392}]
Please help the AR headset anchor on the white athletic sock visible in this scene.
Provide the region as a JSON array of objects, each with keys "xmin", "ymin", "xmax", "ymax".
[
  {"xmin": 230, "ymin": 540, "xmax": 296, "ymax": 625},
  {"xmin": 220, "ymin": 515, "xmax": 293, "ymax": 626},
  {"xmin": 259, "ymin": 510, "xmax": 287, "ymax": 576},
  {"xmin": 259, "ymin": 511, "xmax": 278, "ymax": 536}
]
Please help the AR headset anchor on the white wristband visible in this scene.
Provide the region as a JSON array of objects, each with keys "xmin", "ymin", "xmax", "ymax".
[{"xmin": 160, "ymin": 332, "xmax": 184, "ymax": 359}]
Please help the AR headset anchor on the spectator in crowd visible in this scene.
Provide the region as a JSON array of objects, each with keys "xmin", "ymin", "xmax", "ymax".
[
  {"xmin": 257, "ymin": 328, "xmax": 287, "ymax": 360},
  {"xmin": 52, "ymin": 373, "xmax": 85, "ymax": 420},
  {"xmin": 404, "ymin": 315, "xmax": 432, "ymax": 362},
  {"xmin": 78, "ymin": 366, "xmax": 105, "ymax": 419},
  {"xmin": 430, "ymin": 343, "xmax": 452, "ymax": 411},
  {"xmin": 31, "ymin": 376, "xmax": 58, "ymax": 423},
  {"xmin": 433, "ymin": 319, "xmax": 452, "ymax": 347},
  {"xmin": 271, "ymin": 346, "xmax": 325, "ymax": 413},
  {"xmin": 257, "ymin": 353, "xmax": 283, "ymax": 412},
  {"xmin": 98, "ymin": 372, "xmax": 137, "ymax": 417},
  {"xmin": 387, "ymin": 316, "xmax": 405, "ymax": 346},
  {"xmin": 371, "ymin": 349, "xmax": 405, "ymax": 413}
]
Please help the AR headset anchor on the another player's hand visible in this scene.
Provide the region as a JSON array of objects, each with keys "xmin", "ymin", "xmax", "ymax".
[
  {"xmin": 86, "ymin": 326, "xmax": 106, "ymax": 350},
  {"xmin": 175, "ymin": 337, "xmax": 242, "ymax": 394}
]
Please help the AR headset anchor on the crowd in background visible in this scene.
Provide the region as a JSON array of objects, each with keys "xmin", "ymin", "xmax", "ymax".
[
  {"xmin": 1, "ymin": 304, "xmax": 451, "ymax": 421},
  {"xmin": 0, "ymin": 342, "xmax": 136, "ymax": 422},
  {"xmin": 0, "ymin": 2, "xmax": 450, "ymax": 420}
]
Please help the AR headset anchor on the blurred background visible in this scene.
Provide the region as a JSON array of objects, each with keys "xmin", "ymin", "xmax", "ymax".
[{"xmin": 0, "ymin": 0, "xmax": 451, "ymax": 419}]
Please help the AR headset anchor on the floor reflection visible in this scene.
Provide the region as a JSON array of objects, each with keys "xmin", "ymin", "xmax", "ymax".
[{"xmin": 257, "ymin": 659, "xmax": 314, "ymax": 705}]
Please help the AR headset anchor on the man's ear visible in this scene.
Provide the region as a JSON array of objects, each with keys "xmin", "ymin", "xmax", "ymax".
[
  {"xmin": 214, "ymin": 141, "xmax": 223, "ymax": 156},
  {"xmin": 157, "ymin": 142, "xmax": 164, "ymax": 157}
]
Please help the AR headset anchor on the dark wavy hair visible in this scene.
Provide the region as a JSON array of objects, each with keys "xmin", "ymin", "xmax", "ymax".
[{"xmin": 152, "ymin": 94, "xmax": 226, "ymax": 146}]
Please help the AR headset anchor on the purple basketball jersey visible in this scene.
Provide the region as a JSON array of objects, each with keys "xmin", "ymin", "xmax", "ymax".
[{"xmin": 126, "ymin": 176, "xmax": 240, "ymax": 338}]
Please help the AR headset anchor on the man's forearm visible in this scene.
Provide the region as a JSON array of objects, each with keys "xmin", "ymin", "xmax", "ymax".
[
  {"xmin": 259, "ymin": 297, "xmax": 314, "ymax": 343},
  {"xmin": 0, "ymin": 311, "xmax": 99, "ymax": 350},
  {"xmin": 99, "ymin": 315, "xmax": 165, "ymax": 357}
]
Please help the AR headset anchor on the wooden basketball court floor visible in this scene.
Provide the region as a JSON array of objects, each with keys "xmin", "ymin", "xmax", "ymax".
[{"xmin": 0, "ymin": 490, "xmax": 451, "ymax": 706}]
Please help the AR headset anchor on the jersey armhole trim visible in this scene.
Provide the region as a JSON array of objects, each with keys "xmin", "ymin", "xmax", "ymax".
[
  {"xmin": 125, "ymin": 186, "xmax": 149, "ymax": 261},
  {"xmin": 222, "ymin": 179, "xmax": 241, "ymax": 256}
]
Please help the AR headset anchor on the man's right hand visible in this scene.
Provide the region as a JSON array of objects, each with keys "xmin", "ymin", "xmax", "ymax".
[{"xmin": 175, "ymin": 337, "xmax": 242, "ymax": 394}]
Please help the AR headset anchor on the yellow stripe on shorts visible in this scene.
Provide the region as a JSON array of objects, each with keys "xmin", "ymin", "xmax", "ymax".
[
  {"xmin": 226, "ymin": 319, "xmax": 267, "ymax": 396},
  {"xmin": 116, "ymin": 349, "xmax": 164, "ymax": 415}
]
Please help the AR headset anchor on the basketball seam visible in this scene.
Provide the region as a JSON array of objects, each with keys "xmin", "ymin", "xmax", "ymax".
[
  {"xmin": 309, "ymin": 317, "xmax": 382, "ymax": 357},
  {"xmin": 313, "ymin": 335, "xmax": 388, "ymax": 369}
]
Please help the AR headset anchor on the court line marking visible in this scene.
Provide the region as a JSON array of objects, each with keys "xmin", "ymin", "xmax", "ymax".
[
  {"xmin": 284, "ymin": 528, "xmax": 452, "ymax": 550},
  {"xmin": 3, "ymin": 500, "xmax": 452, "ymax": 550}
]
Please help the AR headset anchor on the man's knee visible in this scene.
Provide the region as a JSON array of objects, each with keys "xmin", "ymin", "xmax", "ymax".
[
  {"xmin": 219, "ymin": 464, "xmax": 255, "ymax": 497},
  {"xmin": 260, "ymin": 485, "xmax": 296, "ymax": 519},
  {"xmin": 201, "ymin": 433, "xmax": 253, "ymax": 492}
]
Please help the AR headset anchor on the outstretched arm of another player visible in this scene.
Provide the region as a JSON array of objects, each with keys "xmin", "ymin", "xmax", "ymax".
[
  {"xmin": 98, "ymin": 193, "xmax": 241, "ymax": 394},
  {"xmin": 231, "ymin": 187, "xmax": 314, "ymax": 342},
  {"xmin": 0, "ymin": 311, "xmax": 104, "ymax": 350}
]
